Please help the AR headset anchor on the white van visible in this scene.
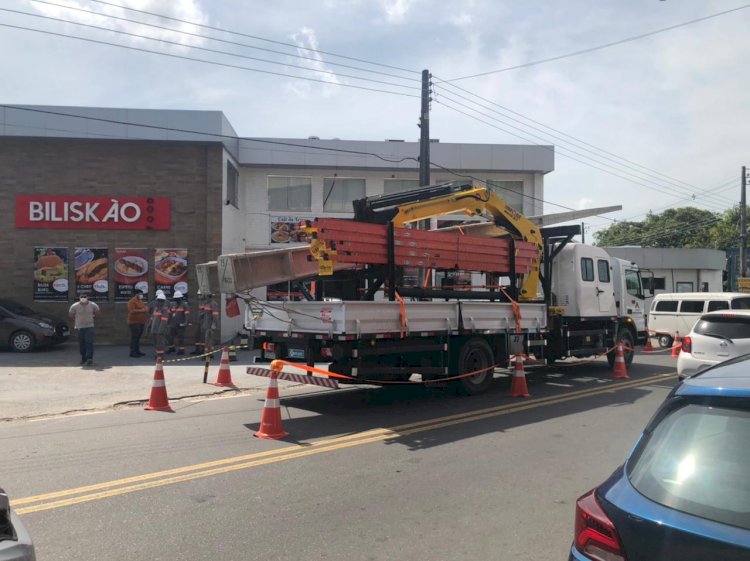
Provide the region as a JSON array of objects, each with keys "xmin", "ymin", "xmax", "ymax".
[{"xmin": 648, "ymin": 292, "xmax": 750, "ymax": 347}]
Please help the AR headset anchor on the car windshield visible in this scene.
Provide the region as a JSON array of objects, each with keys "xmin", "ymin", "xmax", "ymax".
[
  {"xmin": 628, "ymin": 403, "xmax": 750, "ymax": 530},
  {"xmin": 694, "ymin": 316, "xmax": 750, "ymax": 339},
  {"xmin": 0, "ymin": 300, "xmax": 37, "ymax": 316}
]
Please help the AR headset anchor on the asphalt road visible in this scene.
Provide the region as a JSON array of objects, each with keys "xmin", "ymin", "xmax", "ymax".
[{"xmin": 1, "ymin": 353, "xmax": 678, "ymax": 561}]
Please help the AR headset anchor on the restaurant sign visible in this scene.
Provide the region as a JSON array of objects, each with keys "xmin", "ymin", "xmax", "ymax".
[{"xmin": 15, "ymin": 195, "xmax": 170, "ymax": 230}]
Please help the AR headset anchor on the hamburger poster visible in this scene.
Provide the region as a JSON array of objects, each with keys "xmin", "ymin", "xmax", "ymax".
[
  {"xmin": 114, "ymin": 248, "xmax": 149, "ymax": 302},
  {"xmin": 33, "ymin": 247, "xmax": 69, "ymax": 301},
  {"xmin": 74, "ymin": 248, "xmax": 109, "ymax": 302}
]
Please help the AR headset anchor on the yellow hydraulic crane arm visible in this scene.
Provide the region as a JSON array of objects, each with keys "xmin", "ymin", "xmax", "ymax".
[{"xmin": 390, "ymin": 186, "xmax": 543, "ymax": 300}]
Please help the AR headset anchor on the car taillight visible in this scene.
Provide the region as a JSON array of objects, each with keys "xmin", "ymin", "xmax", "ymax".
[
  {"xmin": 682, "ymin": 336, "xmax": 692, "ymax": 353},
  {"xmin": 574, "ymin": 489, "xmax": 626, "ymax": 561}
]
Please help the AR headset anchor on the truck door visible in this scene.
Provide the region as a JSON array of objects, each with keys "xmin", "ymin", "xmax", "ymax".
[{"xmin": 596, "ymin": 258, "xmax": 615, "ymax": 312}]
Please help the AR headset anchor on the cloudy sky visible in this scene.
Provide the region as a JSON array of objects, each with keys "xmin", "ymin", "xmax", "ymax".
[{"xmin": 2, "ymin": 0, "xmax": 749, "ymax": 238}]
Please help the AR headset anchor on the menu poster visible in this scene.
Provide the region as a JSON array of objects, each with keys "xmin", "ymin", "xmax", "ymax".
[
  {"xmin": 33, "ymin": 247, "xmax": 69, "ymax": 302},
  {"xmin": 114, "ymin": 248, "xmax": 149, "ymax": 302},
  {"xmin": 155, "ymin": 248, "xmax": 188, "ymax": 298},
  {"xmin": 74, "ymin": 248, "xmax": 109, "ymax": 302},
  {"xmin": 270, "ymin": 216, "xmax": 310, "ymax": 244}
]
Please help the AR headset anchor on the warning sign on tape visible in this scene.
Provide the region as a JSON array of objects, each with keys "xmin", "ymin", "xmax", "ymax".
[{"xmin": 246, "ymin": 367, "xmax": 340, "ymax": 389}]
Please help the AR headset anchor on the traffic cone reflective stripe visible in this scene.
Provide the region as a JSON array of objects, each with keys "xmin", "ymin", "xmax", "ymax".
[
  {"xmin": 671, "ymin": 332, "xmax": 682, "ymax": 358},
  {"xmin": 213, "ymin": 346, "xmax": 237, "ymax": 387},
  {"xmin": 509, "ymin": 354, "xmax": 530, "ymax": 398},
  {"xmin": 255, "ymin": 361, "xmax": 289, "ymax": 440},
  {"xmin": 612, "ymin": 343, "xmax": 629, "ymax": 379},
  {"xmin": 145, "ymin": 358, "xmax": 173, "ymax": 411}
]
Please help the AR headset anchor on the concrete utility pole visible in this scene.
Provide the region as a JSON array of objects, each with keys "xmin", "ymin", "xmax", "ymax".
[
  {"xmin": 418, "ymin": 69, "xmax": 431, "ymax": 186},
  {"xmin": 742, "ymin": 165, "xmax": 747, "ymax": 277}
]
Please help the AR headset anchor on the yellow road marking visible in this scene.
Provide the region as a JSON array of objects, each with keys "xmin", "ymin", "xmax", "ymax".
[{"xmin": 14, "ymin": 372, "xmax": 675, "ymax": 515}]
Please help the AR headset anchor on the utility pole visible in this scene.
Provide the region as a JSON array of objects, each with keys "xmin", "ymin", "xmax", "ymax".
[
  {"xmin": 742, "ymin": 165, "xmax": 747, "ymax": 277},
  {"xmin": 418, "ymin": 69, "xmax": 431, "ymax": 186}
]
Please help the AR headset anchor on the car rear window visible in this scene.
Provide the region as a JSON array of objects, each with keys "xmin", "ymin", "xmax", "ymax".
[
  {"xmin": 628, "ymin": 403, "xmax": 750, "ymax": 530},
  {"xmin": 694, "ymin": 315, "xmax": 750, "ymax": 339}
]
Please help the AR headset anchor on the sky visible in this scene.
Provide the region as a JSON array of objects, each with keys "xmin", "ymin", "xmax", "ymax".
[{"xmin": 2, "ymin": 0, "xmax": 749, "ymax": 240}]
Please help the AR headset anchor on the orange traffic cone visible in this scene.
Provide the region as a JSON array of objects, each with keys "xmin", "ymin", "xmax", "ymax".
[
  {"xmin": 255, "ymin": 361, "xmax": 289, "ymax": 440},
  {"xmin": 643, "ymin": 337, "xmax": 654, "ymax": 353},
  {"xmin": 671, "ymin": 332, "xmax": 682, "ymax": 358},
  {"xmin": 145, "ymin": 358, "xmax": 173, "ymax": 412},
  {"xmin": 509, "ymin": 353, "xmax": 530, "ymax": 398},
  {"xmin": 612, "ymin": 343, "xmax": 629, "ymax": 379},
  {"xmin": 212, "ymin": 346, "xmax": 237, "ymax": 388}
]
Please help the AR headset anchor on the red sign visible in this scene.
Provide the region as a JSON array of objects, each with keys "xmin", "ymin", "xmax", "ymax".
[{"xmin": 15, "ymin": 195, "xmax": 170, "ymax": 230}]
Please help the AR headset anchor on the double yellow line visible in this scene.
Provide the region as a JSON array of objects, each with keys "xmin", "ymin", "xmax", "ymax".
[{"xmin": 14, "ymin": 372, "xmax": 675, "ymax": 515}]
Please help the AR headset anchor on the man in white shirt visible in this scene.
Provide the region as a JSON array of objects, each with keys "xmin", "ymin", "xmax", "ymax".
[{"xmin": 69, "ymin": 292, "xmax": 101, "ymax": 366}]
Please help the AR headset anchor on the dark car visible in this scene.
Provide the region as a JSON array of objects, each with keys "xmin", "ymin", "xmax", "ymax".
[
  {"xmin": 0, "ymin": 487, "xmax": 35, "ymax": 560},
  {"xmin": 570, "ymin": 356, "xmax": 750, "ymax": 561},
  {"xmin": 0, "ymin": 298, "xmax": 69, "ymax": 352}
]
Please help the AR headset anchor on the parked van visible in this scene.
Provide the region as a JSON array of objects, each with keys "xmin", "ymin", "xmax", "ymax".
[{"xmin": 648, "ymin": 292, "xmax": 750, "ymax": 347}]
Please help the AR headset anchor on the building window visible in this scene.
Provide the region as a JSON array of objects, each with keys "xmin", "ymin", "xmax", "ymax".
[
  {"xmin": 486, "ymin": 180, "xmax": 524, "ymax": 212},
  {"xmin": 581, "ymin": 258, "xmax": 594, "ymax": 282},
  {"xmin": 676, "ymin": 281, "xmax": 694, "ymax": 293},
  {"xmin": 268, "ymin": 176, "xmax": 312, "ymax": 211},
  {"xmin": 597, "ymin": 260, "xmax": 610, "ymax": 283},
  {"xmin": 226, "ymin": 161, "xmax": 239, "ymax": 208},
  {"xmin": 643, "ymin": 277, "xmax": 666, "ymax": 291},
  {"xmin": 384, "ymin": 179, "xmax": 420, "ymax": 194},
  {"xmin": 323, "ymin": 177, "xmax": 365, "ymax": 213}
]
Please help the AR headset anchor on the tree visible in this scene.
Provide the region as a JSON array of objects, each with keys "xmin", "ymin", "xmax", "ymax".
[
  {"xmin": 594, "ymin": 207, "xmax": 721, "ymax": 248},
  {"xmin": 708, "ymin": 206, "xmax": 746, "ymax": 251}
]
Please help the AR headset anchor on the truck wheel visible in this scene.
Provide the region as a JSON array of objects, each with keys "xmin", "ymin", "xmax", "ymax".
[
  {"xmin": 10, "ymin": 330, "xmax": 35, "ymax": 353},
  {"xmin": 607, "ymin": 330, "xmax": 635, "ymax": 369},
  {"xmin": 658, "ymin": 334, "xmax": 673, "ymax": 349},
  {"xmin": 454, "ymin": 338, "xmax": 495, "ymax": 395}
]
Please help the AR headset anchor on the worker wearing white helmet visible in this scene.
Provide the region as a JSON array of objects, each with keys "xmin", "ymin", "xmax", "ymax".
[
  {"xmin": 146, "ymin": 291, "xmax": 171, "ymax": 358},
  {"xmin": 166, "ymin": 290, "xmax": 190, "ymax": 355}
]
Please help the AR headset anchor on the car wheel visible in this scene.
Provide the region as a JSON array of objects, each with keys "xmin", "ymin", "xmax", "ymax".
[
  {"xmin": 658, "ymin": 334, "xmax": 673, "ymax": 349},
  {"xmin": 10, "ymin": 330, "xmax": 36, "ymax": 352},
  {"xmin": 453, "ymin": 338, "xmax": 495, "ymax": 395},
  {"xmin": 608, "ymin": 330, "xmax": 635, "ymax": 369}
]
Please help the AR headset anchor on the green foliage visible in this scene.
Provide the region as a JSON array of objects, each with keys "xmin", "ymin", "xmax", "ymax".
[{"xmin": 594, "ymin": 207, "xmax": 725, "ymax": 248}]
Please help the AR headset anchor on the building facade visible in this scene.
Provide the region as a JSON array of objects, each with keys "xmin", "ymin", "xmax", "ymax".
[{"xmin": 1, "ymin": 105, "xmax": 554, "ymax": 344}]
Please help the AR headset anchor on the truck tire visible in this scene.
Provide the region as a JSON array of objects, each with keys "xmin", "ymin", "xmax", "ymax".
[
  {"xmin": 607, "ymin": 330, "xmax": 635, "ymax": 369},
  {"xmin": 453, "ymin": 338, "xmax": 495, "ymax": 395},
  {"xmin": 658, "ymin": 334, "xmax": 673, "ymax": 349}
]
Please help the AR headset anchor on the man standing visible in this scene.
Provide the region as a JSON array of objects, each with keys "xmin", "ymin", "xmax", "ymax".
[
  {"xmin": 166, "ymin": 290, "xmax": 190, "ymax": 355},
  {"xmin": 127, "ymin": 288, "xmax": 148, "ymax": 357},
  {"xmin": 69, "ymin": 292, "xmax": 100, "ymax": 366},
  {"xmin": 191, "ymin": 290, "xmax": 218, "ymax": 355},
  {"xmin": 147, "ymin": 291, "xmax": 171, "ymax": 359}
]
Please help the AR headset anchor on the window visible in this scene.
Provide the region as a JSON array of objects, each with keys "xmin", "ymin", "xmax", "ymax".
[
  {"xmin": 384, "ymin": 179, "xmax": 420, "ymax": 194},
  {"xmin": 655, "ymin": 301, "xmax": 678, "ymax": 312},
  {"xmin": 581, "ymin": 258, "xmax": 594, "ymax": 282},
  {"xmin": 268, "ymin": 176, "xmax": 312, "ymax": 211},
  {"xmin": 486, "ymin": 180, "xmax": 524, "ymax": 212},
  {"xmin": 694, "ymin": 315, "xmax": 750, "ymax": 339},
  {"xmin": 731, "ymin": 297, "xmax": 750, "ymax": 310},
  {"xmin": 226, "ymin": 161, "xmax": 239, "ymax": 208},
  {"xmin": 625, "ymin": 269, "xmax": 641, "ymax": 297},
  {"xmin": 323, "ymin": 177, "xmax": 365, "ymax": 212},
  {"xmin": 676, "ymin": 281, "xmax": 694, "ymax": 292},
  {"xmin": 680, "ymin": 300, "xmax": 705, "ymax": 313},
  {"xmin": 597, "ymin": 260, "xmax": 610, "ymax": 283},
  {"xmin": 643, "ymin": 277, "xmax": 666, "ymax": 291},
  {"xmin": 707, "ymin": 300, "xmax": 730, "ymax": 312},
  {"xmin": 628, "ymin": 404, "xmax": 750, "ymax": 530}
]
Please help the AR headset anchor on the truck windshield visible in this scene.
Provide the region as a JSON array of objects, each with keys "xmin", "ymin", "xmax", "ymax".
[{"xmin": 625, "ymin": 269, "xmax": 641, "ymax": 297}]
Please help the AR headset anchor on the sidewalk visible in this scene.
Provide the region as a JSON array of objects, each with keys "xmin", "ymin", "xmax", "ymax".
[{"xmin": 0, "ymin": 342, "xmax": 280, "ymax": 421}]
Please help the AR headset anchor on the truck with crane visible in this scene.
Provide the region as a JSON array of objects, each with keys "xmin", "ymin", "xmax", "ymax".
[{"xmin": 203, "ymin": 181, "xmax": 649, "ymax": 394}]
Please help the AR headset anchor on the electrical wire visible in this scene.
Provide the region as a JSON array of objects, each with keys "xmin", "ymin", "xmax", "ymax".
[
  {"xmin": 0, "ymin": 23, "xmax": 420, "ymax": 98},
  {"xmin": 446, "ymin": 4, "xmax": 750, "ymax": 81}
]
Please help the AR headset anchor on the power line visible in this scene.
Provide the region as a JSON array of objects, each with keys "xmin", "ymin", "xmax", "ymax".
[
  {"xmin": 0, "ymin": 23, "xmax": 420, "ymax": 98},
  {"xmin": 26, "ymin": 0, "xmax": 422, "ymax": 83},
  {"xmin": 446, "ymin": 4, "xmax": 750, "ymax": 81}
]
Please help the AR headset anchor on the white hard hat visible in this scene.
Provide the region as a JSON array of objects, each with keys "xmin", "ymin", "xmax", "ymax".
[
  {"xmin": 197, "ymin": 289, "xmax": 202, "ymax": 295},
  {"xmin": 156, "ymin": 289, "xmax": 165, "ymax": 297},
  {"xmin": 173, "ymin": 290, "xmax": 184, "ymax": 299},
  {"xmin": 157, "ymin": 293, "xmax": 166, "ymax": 301}
]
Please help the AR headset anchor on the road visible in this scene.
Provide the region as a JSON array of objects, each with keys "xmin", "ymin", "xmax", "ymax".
[{"xmin": 1, "ymin": 353, "xmax": 678, "ymax": 561}]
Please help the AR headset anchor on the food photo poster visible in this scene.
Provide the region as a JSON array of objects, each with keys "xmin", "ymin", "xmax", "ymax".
[
  {"xmin": 270, "ymin": 216, "xmax": 310, "ymax": 244},
  {"xmin": 154, "ymin": 248, "xmax": 188, "ymax": 298},
  {"xmin": 74, "ymin": 248, "xmax": 109, "ymax": 302},
  {"xmin": 114, "ymin": 248, "xmax": 149, "ymax": 302},
  {"xmin": 33, "ymin": 247, "xmax": 69, "ymax": 301}
]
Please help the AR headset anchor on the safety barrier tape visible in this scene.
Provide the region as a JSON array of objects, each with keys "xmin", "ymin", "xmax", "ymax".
[{"xmin": 161, "ymin": 343, "xmax": 252, "ymax": 364}]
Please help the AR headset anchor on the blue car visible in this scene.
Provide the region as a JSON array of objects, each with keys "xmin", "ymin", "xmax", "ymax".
[{"xmin": 570, "ymin": 356, "xmax": 750, "ymax": 560}]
